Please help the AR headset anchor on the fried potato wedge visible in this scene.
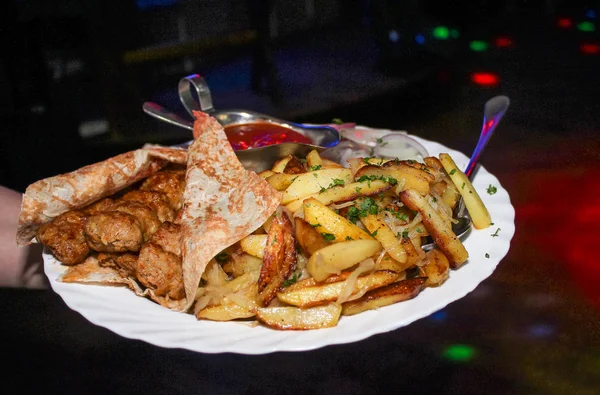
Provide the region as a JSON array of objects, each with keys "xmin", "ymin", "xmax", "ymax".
[
  {"xmin": 256, "ymin": 303, "xmax": 342, "ymax": 330},
  {"xmin": 374, "ymin": 253, "xmax": 407, "ymax": 273},
  {"xmin": 303, "ymin": 198, "xmax": 373, "ymax": 243},
  {"xmin": 341, "ymin": 277, "xmax": 427, "ymax": 316},
  {"xmin": 277, "ymin": 270, "xmax": 398, "ymax": 307},
  {"xmin": 360, "ymin": 214, "xmax": 408, "ymax": 266},
  {"xmin": 283, "ymin": 156, "xmax": 307, "ymax": 174},
  {"xmin": 265, "ymin": 173, "xmax": 299, "ymax": 191},
  {"xmin": 281, "ymin": 168, "xmax": 353, "ymax": 204},
  {"xmin": 295, "ymin": 217, "xmax": 329, "ymax": 256},
  {"xmin": 258, "ymin": 214, "xmax": 297, "ymax": 306},
  {"xmin": 306, "ymin": 149, "xmax": 323, "ymax": 169},
  {"xmin": 439, "ymin": 153, "xmax": 491, "ymax": 229},
  {"xmin": 285, "ymin": 179, "xmax": 391, "ymax": 213},
  {"xmin": 271, "ymin": 155, "xmax": 293, "ymax": 173},
  {"xmin": 196, "ymin": 301, "xmax": 257, "ymax": 321},
  {"xmin": 223, "ymin": 253, "xmax": 263, "ymax": 278},
  {"xmin": 421, "ymin": 248, "xmax": 450, "ymax": 287},
  {"xmin": 355, "ymin": 162, "xmax": 434, "ymax": 196},
  {"xmin": 258, "ymin": 170, "xmax": 276, "ymax": 179},
  {"xmin": 400, "ymin": 189, "xmax": 468, "ymax": 268},
  {"xmin": 240, "ymin": 234, "xmax": 268, "ymax": 259},
  {"xmin": 321, "ymin": 158, "xmax": 344, "ymax": 169},
  {"xmin": 306, "ymin": 239, "xmax": 382, "ymax": 282}
]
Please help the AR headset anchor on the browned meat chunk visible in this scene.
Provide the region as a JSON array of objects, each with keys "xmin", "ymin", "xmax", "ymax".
[
  {"xmin": 111, "ymin": 201, "xmax": 160, "ymax": 241},
  {"xmin": 121, "ymin": 190, "xmax": 175, "ymax": 223},
  {"xmin": 137, "ymin": 222, "xmax": 184, "ymax": 300},
  {"xmin": 98, "ymin": 252, "xmax": 138, "ymax": 278},
  {"xmin": 84, "ymin": 211, "xmax": 143, "ymax": 252},
  {"xmin": 140, "ymin": 170, "xmax": 186, "ymax": 210},
  {"xmin": 82, "ymin": 198, "xmax": 116, "ymax": 215},
  {"xmin": 37, "ymin": 211, "xmax": 90, "ymax": 265}
]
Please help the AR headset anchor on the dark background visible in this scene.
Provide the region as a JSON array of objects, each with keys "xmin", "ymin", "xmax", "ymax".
[{"xmin": 1, "ymin": 1, "xmax": 600, "ymax": 394}]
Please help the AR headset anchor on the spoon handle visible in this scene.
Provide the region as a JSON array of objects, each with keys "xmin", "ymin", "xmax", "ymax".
[
  {"xmin": 464, "ymin": 95, "xmax": 510, "ymax": 179},
  {"xmin": 142, "ymin": 102, "xmax": 194, "ymax": 131}
]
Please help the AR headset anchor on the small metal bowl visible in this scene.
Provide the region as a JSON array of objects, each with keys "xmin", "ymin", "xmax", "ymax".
[{"xmin": 143, "ymin": 74, "xmax": 341, "ymax": 172}]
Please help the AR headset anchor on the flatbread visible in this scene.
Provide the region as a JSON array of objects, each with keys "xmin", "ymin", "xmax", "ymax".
[
  {"xmin": 178, "ymin": 111, "xmax": 282, "ymax": 310},
  {"xmin": 17, "ymin": 146, "xmax": 187, "ymax": 245}
]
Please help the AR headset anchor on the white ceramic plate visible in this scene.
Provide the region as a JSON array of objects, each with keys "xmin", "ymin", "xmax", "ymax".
[{"xmin": 44, "ymin": 130, "xmax": 515, "ymax": 354}]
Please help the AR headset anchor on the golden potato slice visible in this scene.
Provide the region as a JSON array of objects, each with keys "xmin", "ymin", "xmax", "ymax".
[
  {"xmin": 306, "ymin": 239, "xmax": 382, "ymax": 281},
  {"xmin": 303, "ymin": 198, "xmax": 373, "ymax": 243},
  {"xmin": 359, "ymin": 214, "xmax": 408, "ymax": 266},
  {"xmin": 266, "ymin": 173, "xmax": 299, "ymax": 191},
  {"xmin": 258, "ymin": 213, "xmax": 297, "ymax": 306},
  {"xmin": 282, "ymin": 168, "xmax": 353, "ymax": 204},
  {"xmin": 439, "ymin": 153, "xmax": 491, "ymax": 229},
  {"xmin": 197, "ymin": 303, "xmax": 256, "ymax": 321},
  {"xmin": 295, "ymin": 217, "xmax": 329, "ymax": 256},
  {"xmin": 223, "ymin": 253, "xmax": 263, "ymax": 278},
  {"xmin": 277, "ymin": 270, "xmax": 398, "ymax": 307},
  {"xmin": 240, "ymin": 234, "xmax": 268, "ymax": 259},
  {"xmin": 400, "ymin": 189, "xmax": 468, "ymax": 268},
  {"xmin": 321, "ymin": 158, "xmax": 344, "ymax": 169},
  {"xmin": 306, "ymin": 149, "xmax": 323, "ymax": 169},
  {"xmin": 421, "ymin": 249, "xmax": 450, "ymax": 287},
  {"xmin": 256, "ymin": 303, "xmax": 342, "ymax": 330},
  {"xmin": 285, "ymin": 179, "xmax": 391, "ymax": 213},
  {"xmin": 271, "ymin": 155, "xmax": 293, "ymax": 173},
  {"xmin": 341, "ymin": 277, "xmax": 427, "ymax": 316},
  {"xmin": 374, "ymin": 253, "xmax": 406, "ymax": 273},
  {"xmin": 355, "ymin": 161, "xmax": 434, "ymax": 196},
  {"xmin": 258, "ymin": 170, "xmax": 276, "ymax": 179}
]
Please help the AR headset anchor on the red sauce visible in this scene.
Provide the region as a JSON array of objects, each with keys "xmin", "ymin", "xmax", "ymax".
[{"xmin": 225, "ymin": 122, "xmax": 312, "ymax": 150}]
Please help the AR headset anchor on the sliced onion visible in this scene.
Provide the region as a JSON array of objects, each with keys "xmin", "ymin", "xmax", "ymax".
[{"xmin": 373, "ymin": 133, "xmax": 430, "ymax": 162}]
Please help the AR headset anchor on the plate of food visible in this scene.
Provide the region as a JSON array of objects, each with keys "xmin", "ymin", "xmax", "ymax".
[{"xmin": 20, "ymin": 112, "xmax": 515, "ymax": 354}]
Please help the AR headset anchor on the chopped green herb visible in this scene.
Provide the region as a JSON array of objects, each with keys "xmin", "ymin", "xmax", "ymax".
[
  {"xmin": 487, "ymin": 184, "xmax": 498, "ymax": 195},
  {"xmin": 348, "ymin": 207, "xmax": 360, "ymax": 224},
  {"xmin": 401, "ymin": 230, "xmax": 410, "ymax": 240},
  {"xmin": 416, "ymin": 228, "xmax": 423, "ymax": 233},
  {"xmin": 332, "ymin": 118, "xmax": 343, "ymax": 125},
  {"xmin": 215, "ymin": 252, "xmax": 229, "ymax": 263},
  {"xmin": 355, "ymin": 186, "xmax": 362, "ymax": 194},
  {"xmin": 319, "ymin": 186, "xmax": 327, "ymax": 193},
  {"xmin": 356, "ymin": 174, "xmax": 398, "ymax": 186},
  {"xmin": 345, "ymin": 236, "xmax": 354, "ymax": 241},
  {"xmin": 432, "ymin": 196, "xmax": 437, "ymax": 203},
  {"xmin": 449, "ymin": 169, "xmax": 457, "ymax": 175},
  {"xmin": 363, "ymin": 157, "xmax": 373, "ymax": 164},
  {"xmin": 407, "ymin": 159, "xmax": 415, "ymax": 164},
  {"xmin": 485, "ymin": 253, "xmax": 490, "ymax": 258},
  {"xmin": 321, "ymin": 233, "xmax": 336, "ymax": 242},
  {"xmin": 313, "ymin": 173, "xmax": 318, "ymax": 178},
  {"xmin": 299, "ymin": 158, "xmax": 307, "ymax": 164},
  {"xmin": 491, "ymin": 228, "xmax": 501, "ymax": 237},
  {"xmin": 370, "ymin": 229, "xmax": 379, "ymax": 237},
  {"xmin": 331, "ymin": 178, "xmax": 345, "ymax": 187},
  {"xmin": 310, "ymin": 223, "xmax": 321, "ymax": 228},
  {"xmin": 272, "ymin": 236, "xmax": 278, "ymax": 245},
  {"xmin": 376, "ymin": 138, "xmax": 383, "ymax": 144},
  {"xmin": 283, "ymin": 272, "xmax": 299, "ymax": 287},
  {"xmin": 310, "ymin": 165, "xmax": 322, "ymax": 171},
  {"xmin": 461, "ymin": 182, "xmax": 465, "ymax": 189}
]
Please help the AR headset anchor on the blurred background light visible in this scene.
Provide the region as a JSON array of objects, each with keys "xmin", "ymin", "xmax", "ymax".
[
  {"xmin": 580, "ymin": 43, "xmax": 600, "ymax": 54},
  {"xmin": 471, "ymin": 72, "xmax": 499, "ymax": 86},
  {"xmin": 442, "ymin": 344, "xmax": 477, "ymax": 362},
  {"xmin": 585, "ymin": 10, "xmax": 597, "ymax": 19},
  {"xmin": 389, "ymin": 30, "xmax": 400, "ymax": 43},
  {"xmin": 557, "ymin": 18, "xmax": 573, "ymax": 28},
  {"xmin": 577, "ymin": 21, "xmax": 596, "ymax": 32},
  {"xmin": 529, "ymin": 324, "xmax": 556, "ymax": 338},
  {"xmin": 469, "ymin": 40, "xmax": 489, "ymax": 51},
  {"xmin": 433, "ymin": 26, "xmax": 450, "ymax": 40},
  {"xmin": 415, "ymin": 34, "xmax": 426, "ymax": 45},
  {"xmin": 450, "ymin": 29, "xmax": 460, "ymax": 39},
  {"xmin": 495, "ymin": 37, "xmax": 513, "ymax": 47}
]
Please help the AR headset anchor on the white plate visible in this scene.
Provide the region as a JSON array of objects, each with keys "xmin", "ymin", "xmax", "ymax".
[{"xmin": 44, "ymin": 130, "xmax": 515, "ymax": 354}]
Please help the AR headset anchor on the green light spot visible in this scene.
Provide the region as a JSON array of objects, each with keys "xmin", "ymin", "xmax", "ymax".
[
  {"xmin": 433, "ymin": 26, "xmax": 450, "ymax": 40},
  {"xmin": 442, "ymin": 344, "xmax": 477, "ymax": 362},
  {"xmin": 470, "ymin": 40, "xmax": 488, "ymax": 52},
  {"xmin": 577, "ymin": 21, "xmax": 596, "ymax": 32},
  {"xmin": 450, "ymin": 29, "xmax": 459, "ymax": 39}
]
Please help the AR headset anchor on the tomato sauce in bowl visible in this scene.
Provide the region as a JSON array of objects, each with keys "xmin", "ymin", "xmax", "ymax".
[{"xmin": 225, "ymin": 122, "xmax": 312, "ymax": 150}]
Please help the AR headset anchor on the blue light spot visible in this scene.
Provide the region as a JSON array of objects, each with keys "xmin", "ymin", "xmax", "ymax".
[
  {"xmin": 389, "ymin": 30, "xmax": 400, "ymax": 43},
  {"xmin": 529, "ymin": 324, "xmax": 555, "ymax": 338},
  {"xmin": 586, "ymin": 10, "xmax": 597, "ymax": 19},
  {"xmin": 137, "ymin": 0, "xmax": 179, "ymax": 10},
  {"xmin": 430, "ymin": 310, "xmax": 447, "ymax": 322},
  {"xmin": 415, "ymin": 34, "xmax": 426, "ymax": 45}
]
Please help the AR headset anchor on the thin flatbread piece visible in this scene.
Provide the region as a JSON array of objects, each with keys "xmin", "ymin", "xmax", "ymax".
[{"xmin": 178, "ymin": 111, "xmax": 282, "ymax": 310}]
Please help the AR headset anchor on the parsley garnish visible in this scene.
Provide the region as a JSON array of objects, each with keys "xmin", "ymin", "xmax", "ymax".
[
  {"xmin": 416, "ymin": 228, "xmax": 423, "ymax": 233},
  {"xmin": 332, "ymin": 118, "xmax": 343, "ymax": 125},
  {"xmin": 310, "ymin": 165, "xmax": 322, "ymax": 171},
  {"xmin": 363, "ymin": 157, "xmax": 373, "ymax": 164},
  {"xmin": 283, "ymin": 272, "xmax": 299, "ymax": 287},
  {"xmin": 310, "ymin": 223, "xmax": 321, "ymax": 228},
  {"xmin": 345, "ymin": 236, "xmax": 354, "ymax": 241},
  {"xmin": 485, "ymin": 253, "xmax": 490, "ymax": 258},
  {"xmin": 491, "ymin": 228, "xmax": 501, "ymax": 237},
  {"xmin": 313, "ymin": 173, "xmax": 318, "ymax": 178},
  {"xmin": 449, "ymin": 169, "xmax": 457, "ymax": 175},
  {"xmin": 321, "ymin": 233, "xmax": 336, "ymax": 241},
  {"xmin": 355, "ymin": 186, "xmax": 362, "ymax": 194},
  {"xmin": 401, "ymin": 230, "xmax": 409, "ymax": 240},
  {"xmin": 370, "ymin": 229, "xmax": 379, "ymax": 237},
  {"xmin": 461, "ymin": 182, "xmax": 465, "ymax": 189},
  {"xmin": 348, "ymin": 207, "xmax": 360, "ymax": 224},
  {"xmin": 487, "ymin": 184, "xmax": 497, "ymax": 195},
  {"xmin": 271, "ymin": 236, "xmax": 278, "ymax": 245},
  {"xmin": 356, "ymin": 174, "xmax": 398, "ymax": 187},
  {"xmin": 330, "ymin": 178, "xmax": 345, "ymax": 187}
]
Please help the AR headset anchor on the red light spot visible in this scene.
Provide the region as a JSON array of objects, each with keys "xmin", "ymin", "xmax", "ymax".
[
  {"xmin": 581, "ymin": 43, "xmax": 600, "ymax": 54},
  {"xmin": 471, "ymin": 72, "xmax": 499, "ymax": 86},
  {"xmin": 557, "ymin": 18, "xmax": 572, "ymax": 28},
  {"xmin": 495, "ymin": 37, "xmax": 512, "ymax": 47}
]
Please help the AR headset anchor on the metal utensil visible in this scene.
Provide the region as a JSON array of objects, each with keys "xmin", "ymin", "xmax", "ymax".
[
  {"xmin": 143, "ymin": 74, "xmax": 341, "ymax": 172},
  {"xmin": 421, "ymin": 95, "xmax": 510, "ymax": 251}
]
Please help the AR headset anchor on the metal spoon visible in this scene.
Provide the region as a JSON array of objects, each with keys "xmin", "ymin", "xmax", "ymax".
[{"xmin": 421, "ymin": 95, "xmax": 510, "ymax": 251}]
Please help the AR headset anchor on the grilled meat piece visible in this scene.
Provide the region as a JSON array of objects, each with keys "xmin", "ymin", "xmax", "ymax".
[
  {"xmin": 37, "ymin": 211, "xmax": 90, "ymax": 265},
  {"xmin": 121, "ymin": 190, "xmax": 175, "ymax": 223},
  {"xmin": 140, "ymin": 169, "xmax": 186, "ymax": 210},
  {"xmin": 84, "ymin": 211, "xmax": 143, "ymax": 252}
]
